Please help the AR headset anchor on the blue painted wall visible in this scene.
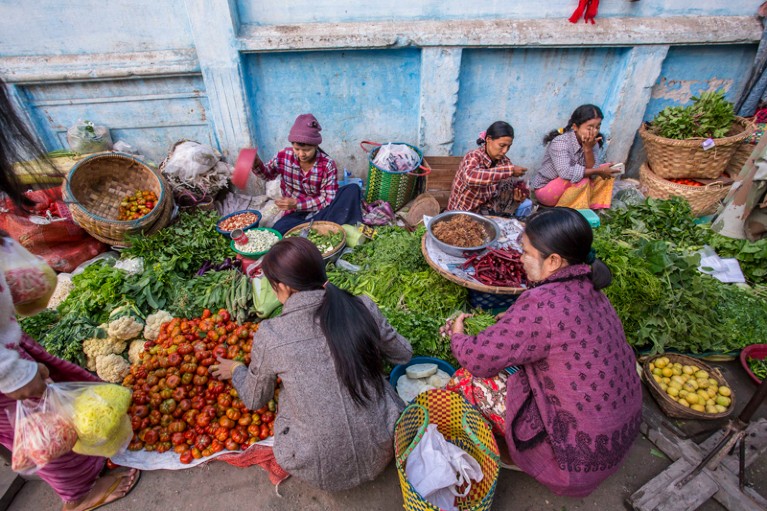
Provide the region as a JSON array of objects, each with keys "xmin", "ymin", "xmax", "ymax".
[
  {"xmin": 244, "ymin": 49, "xmax": 421, "ymax": 174},
  {"xmin": 455, "ymin": 47, "xmax": 628, "ymax": 170},
  {"xmin": 237, "ymin": 0, "xmax": 757, "ymax": 24},
  {"xmin": 0, "ymin": 1, "xmax": 762, "ymax": 175}
]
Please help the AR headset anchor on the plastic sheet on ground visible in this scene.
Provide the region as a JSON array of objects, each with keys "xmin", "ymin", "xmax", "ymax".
[{"xmin": 111, "ymin": 436, "xmax": 274, "ymax": 470}]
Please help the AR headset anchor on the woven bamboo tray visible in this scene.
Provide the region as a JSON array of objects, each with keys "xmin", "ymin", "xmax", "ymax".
[
  {"xmin": 421, "ymin": 234, "xmax": 524, "ymax": 295},
  {"xmin": 642, "ymin": 353, "xmax": 734, "ymax": 420},
  {"xmin": 639, "ymin": 117, "xmax": 754, "ymax": 179},
  {"xmin": 63, "ymin": 152, "xmax": 173, "ymax": 247},
  {"xmin": 639, "ymin": 163, "xmax": 730, "ymax": 217},
  {"xmin": 284, "ymin": 221, "xmax": 346, "ymax": 259}
]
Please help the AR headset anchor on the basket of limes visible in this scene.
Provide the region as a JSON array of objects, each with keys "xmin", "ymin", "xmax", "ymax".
[{"xmin": 644, "ymin": 353, "xmax": 734, "ymax": 420}]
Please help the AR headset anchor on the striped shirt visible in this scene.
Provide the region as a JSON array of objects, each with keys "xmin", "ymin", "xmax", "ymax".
[
  {"xmin": 447, "ymin": 146, "xmax": 517, "ymax": 212},
  {"xmin": 530, "ymin": 130, "xmax": 604, "ymax": 190},
  {"xmin": 253, "ymin": 148, "xmax": 339, "ymax": 213}
]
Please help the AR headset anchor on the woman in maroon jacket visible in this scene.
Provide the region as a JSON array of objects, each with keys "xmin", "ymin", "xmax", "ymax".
[{"xmin": 445, "ymin": 207, "xmax": 641, "ymax": 497}]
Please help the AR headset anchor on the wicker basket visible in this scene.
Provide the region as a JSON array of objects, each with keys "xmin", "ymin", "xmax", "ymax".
[
  {"xmin": 639, "ymin": 117, "xmax": 754, "ymax": 179},
  {"xmin": 394, "ymin": 389, "xmax": 499, "ymax": 511},
  {"xmin": 360, "ymin": 141, "xmax": 431, "ymax": 211},
  {"xmin": 284, "ymin": 221, "xmax": 347, "ymax": 260},
  {"xmin": 643, "ymin": 353, "xmax": 734, "ymax": 420},
  {"xmin": 62, "ymin": 152, "xmax": 173, "ymax": 247},
  {"xmin": 639, "ymin": 163, "xmax": 730, "ymax": 216}
]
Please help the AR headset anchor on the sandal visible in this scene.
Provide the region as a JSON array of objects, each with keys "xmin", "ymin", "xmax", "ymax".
[{"xmin": 69, "ymin": 468, "xmax": 140, "ymax": 511}]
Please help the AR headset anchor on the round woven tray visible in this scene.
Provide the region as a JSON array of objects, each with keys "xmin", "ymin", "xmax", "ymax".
[
  {"xmin": 284, "ymin": 221, "xmax": 346, "ymax": 259},
  {"xmin": 639, "ymin": 163, "xmax": 731, "ymax": 217},
  {"xmin": 642, "ymin": 353, "xmax": 734, "ymax": 420},
  {"xmin": 421, "ymin": 234, "xmax": 524, "ymax": 295},
  {"xmin": 639, "ymin": 117, "xmax": 754, "ymax": 179},
  {"xmin": 63, "ymin": 152, "xmax": 173, "ymax": 247}
]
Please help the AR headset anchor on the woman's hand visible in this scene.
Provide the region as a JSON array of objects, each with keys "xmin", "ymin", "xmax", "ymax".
[
  {"xmin": 511, "ymin": 165, "xmax": 527, "ymax": 177},
  {"xmin": 581, "ymin": 130, "xmax": 602, "ymax": 150},
  {"xmin": 6, "ymin": 363, "xmax": 49, "ymax": 400},
  {"xmin": 440, "ymin": 313, "xmax": 473, "ymax": 337},
  {"xmin": 209, "ymin": 357, "xmax": 244, "ymax": 381},
  {"xmin": 512, "ymin": 187, "xmax": 528, "ymax": 202},
  {"xmin": 275, "ymin": 197, "xmax": 298, "ymax": 210},
  {"xmin": 594, "ymin": 163, "xmax": 622, "ymax": 178}
]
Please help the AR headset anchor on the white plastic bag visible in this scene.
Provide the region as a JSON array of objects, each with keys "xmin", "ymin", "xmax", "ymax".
[
  {"xmin": 66, "ymin": 120, "xmax": 113, "ymax": 154},
  {"xmin": 405, "ymin": 424, "xmax": 483, "ymax": 511},
  {"xmin": 373, "ymin": 143, "xmax": 420, "ymax": 172}
]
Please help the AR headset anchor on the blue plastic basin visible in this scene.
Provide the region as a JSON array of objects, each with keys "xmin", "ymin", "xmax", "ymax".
[{"xmin": 389, "ymin": 356, "xmax": 457, "ymax": 387}]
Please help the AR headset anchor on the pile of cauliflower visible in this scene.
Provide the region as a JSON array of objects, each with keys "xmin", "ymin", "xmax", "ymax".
[{"xmin": 82, "ymin": 307, "xmax": 173, "ymax": 383}]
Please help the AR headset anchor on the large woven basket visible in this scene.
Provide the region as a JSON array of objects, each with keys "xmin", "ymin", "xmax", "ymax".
[
  {"xmin": 62, "ymin": 152, "xmax": 173, "ymax": 247},
  {"xmin": 639, "ymin": 117, "xmax": 754, "ymax": 179},
  {"xmin": 394, "ymin": 389, "xmax": 499, "ymax": 511},
  {"xmin": 639, "ymin": 163, "xmax": 730, "ymax": 217},
  {"xmin": 643, "ymin": 353, "xmax": 734, "ymax": 420}
]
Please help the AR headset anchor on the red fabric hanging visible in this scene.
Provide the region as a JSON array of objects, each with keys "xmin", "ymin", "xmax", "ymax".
[{"xmin": 569, "ymin": 0, "xmax": 599, "ymax": 24}]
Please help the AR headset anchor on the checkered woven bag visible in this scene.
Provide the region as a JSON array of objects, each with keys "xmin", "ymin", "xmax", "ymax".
[{"xmin": 394, "ymin": 389, "xmax": 500, "ymax": 511}]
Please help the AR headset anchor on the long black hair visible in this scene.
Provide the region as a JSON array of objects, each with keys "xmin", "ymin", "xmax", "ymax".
[
  {"xmin": 477, "ymin": 121, "xmax": 515, "ymax": 146},
  {"xmin": 542, "ymin": 104, "xmax": 605, "ymax": 147},
  {"xmin": 0, "ymin": 78, "xmax": 53, "ymax": 211},
  {"xmin": 524, "ymin": 207, "xmax": 612, "ymax": 290},
  {"xmin": 261, "ymin": 237, "xmax": 386, "ymax": 406}
]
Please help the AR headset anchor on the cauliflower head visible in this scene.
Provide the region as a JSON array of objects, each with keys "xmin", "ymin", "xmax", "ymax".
[
  {"xmin": 128, "ymin": 340, "xmax": 146, "ymax": 365},
  {"xmin": 95, "ymin": 354, "xmax": 131, "ymax": 384},
  {"xmin": 83, "ymin": 337, "xmax": 127, "ymax": 371},
  {"xmin": 143, "ymin": 310, "xmax": 173, "ymax": 341},
  {"xmin": 108, "ymin": 316, "xmax": 144, "ymax": 341}
]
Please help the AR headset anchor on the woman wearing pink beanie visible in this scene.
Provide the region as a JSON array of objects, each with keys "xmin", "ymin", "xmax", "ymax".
[{"xmin": 252, "ymin": 113, "xmax": 362, "ymax": 233}]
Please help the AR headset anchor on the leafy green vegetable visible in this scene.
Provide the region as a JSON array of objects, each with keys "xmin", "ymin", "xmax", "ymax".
[
  {"xmin": 19, "ymin": 309, "xmax": 60, "ymax": 340},
  {"xmin": 707, "ymin": 234, "xmax": 767, "ymax": 284},
  {"xmin": 652, "ymin": 89, "xmax": 735, "ymax": 140},
  {"xmin": 39, "ymin": 313, "xmax": 106, "ymax": 366},
  {"xmin": 58, "ymin": 262, "xmax": 127, "ymax": 324},
  {"xmin": 121, "ymin": 210, "xmax": 230, "ymax": 278},
  {"xmin": 344, "ymin": 225, "xmax": 428, "ymax": 271},
  {"xmin": 464, "ymin": 313, "xmax": 497, "ymax": 336},
  {"xmin": 748, "ymin": 357, "xmax": 767, "ymax": 380}
]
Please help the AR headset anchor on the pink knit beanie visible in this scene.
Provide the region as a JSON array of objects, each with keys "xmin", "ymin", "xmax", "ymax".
[{"xmin": 288, "ymin": 113, "xmax": 322, "ymax": 145}]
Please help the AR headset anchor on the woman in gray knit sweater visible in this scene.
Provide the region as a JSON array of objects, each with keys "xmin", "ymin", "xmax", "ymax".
[{"xmin": 212, "ymin": 237, "xmax": 412, "ymax": 491}]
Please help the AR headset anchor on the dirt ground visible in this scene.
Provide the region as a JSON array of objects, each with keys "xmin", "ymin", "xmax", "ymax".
[{"xmin": 5, "ymin": 361, "xmax": 766, "ymax": 511}]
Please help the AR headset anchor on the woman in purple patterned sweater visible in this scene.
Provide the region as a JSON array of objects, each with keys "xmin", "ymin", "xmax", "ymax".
[{"xmin": 445, "ymin": 207, "xmax": 641, "ymax": 497}]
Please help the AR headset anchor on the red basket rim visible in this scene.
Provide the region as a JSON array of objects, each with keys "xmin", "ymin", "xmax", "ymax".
[{"xmin": 739, "ymin": 344, "xmax": 767, "ymax": 385}]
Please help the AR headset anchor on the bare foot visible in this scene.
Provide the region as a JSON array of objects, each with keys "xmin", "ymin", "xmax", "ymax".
[{"xmin": 63, "ymin": 468, "xmax": 140, "ymax": 511}]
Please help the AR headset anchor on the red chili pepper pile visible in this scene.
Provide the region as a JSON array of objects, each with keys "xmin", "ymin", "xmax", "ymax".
[
  {"xmin": 122, "ymin": 308, "xmax": 278, "ymax": 464},
  {"xmin": 463, "ymin": 248, "xmax": 527, "ymax": 287}
]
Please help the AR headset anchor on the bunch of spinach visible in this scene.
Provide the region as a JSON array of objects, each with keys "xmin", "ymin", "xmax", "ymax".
[
  {"xmin": 121, "ymin": 210, "xmax": 231, "ymax": 278},
  {"xmin": 57, "ymin": 261, "xmax": 127, "ymax": 324},
  {"xmin": 652, "ymin": 89, "xmax": 735, "ymax": 140},
  {"xmin": 19, "ymin": 309, "xmax": 60, "ymax": 340},
  {"xmin": 39, "ymin": 313, "xmax": 106, "ymax": 366}
]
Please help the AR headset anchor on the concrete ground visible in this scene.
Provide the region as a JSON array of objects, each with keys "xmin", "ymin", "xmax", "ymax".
[{"xmin": 4, "ymin": 361, "xmax": 766, "ymax": 511}]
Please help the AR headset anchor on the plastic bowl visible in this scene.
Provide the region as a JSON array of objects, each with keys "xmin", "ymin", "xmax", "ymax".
[
  {"xmin": 389, "ymin": 356, "xmax": 457, "ymax": 387},
  {"xmin": 216, "ymin": 210, "xmax": 262, "ymax": 235},
  {"xmin": 427, "ymin": 211, "xmax": 500, "ymax": 257},
  {"xmin": 229, "ymin": 227, "xmax": 282, "ymax": 258},
  {"xmin": 740, "ymin": 344, "xmax": 767, "ymax": 385}
]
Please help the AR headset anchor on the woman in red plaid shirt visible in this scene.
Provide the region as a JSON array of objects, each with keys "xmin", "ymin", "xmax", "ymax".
[
  {"xmin": 447, "ymin": 121, "xmax": 528, "ymax": 213},
  {"xmin": 252, "ymin": 113, "xmax": 362, "ymax": 233}
]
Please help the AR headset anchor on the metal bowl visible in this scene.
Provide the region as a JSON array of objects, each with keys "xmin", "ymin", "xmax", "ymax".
[{"xmin": 427, "ymin": 211, "xmax": 500, "ymax": 257}]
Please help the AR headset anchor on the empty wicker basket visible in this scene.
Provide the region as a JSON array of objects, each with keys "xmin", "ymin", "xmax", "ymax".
[{"xmin": 62, "ymin": 152, "xmax": 173, "ymax": 247}]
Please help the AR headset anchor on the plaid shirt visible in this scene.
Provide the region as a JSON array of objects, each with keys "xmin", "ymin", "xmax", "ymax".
[
  {"xmin": 253, "ymin": 148, "xmax": 338, "ymax": 213},
  {"xmin": 447, "ymin": 146, "xmax": 517, "ymax": 212},
  {"xmin": 531, "ymin": 130, "xmax": 604, "ymax": 190}
]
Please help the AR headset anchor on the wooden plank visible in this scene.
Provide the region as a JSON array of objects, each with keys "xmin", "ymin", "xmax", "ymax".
[
  {"xmin": 628, "ymin": 457, "xmax": 718, "ymax": 511},
  {"xmin": 423, "ymin": 156, "xmax": 461, "ymax": 209}
]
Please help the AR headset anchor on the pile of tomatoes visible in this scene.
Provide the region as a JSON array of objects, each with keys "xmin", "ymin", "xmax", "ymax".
[
  {"xmin": 122, "ymin": 309, "xmax": 278, "ymax": 464},
  {"xmin": 668, "ymin": 178, "xmax": 703, "ymax": 187},
  {"xmin": 118, "ymin": 190, "xmax": 158, "ymax": 221}
]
